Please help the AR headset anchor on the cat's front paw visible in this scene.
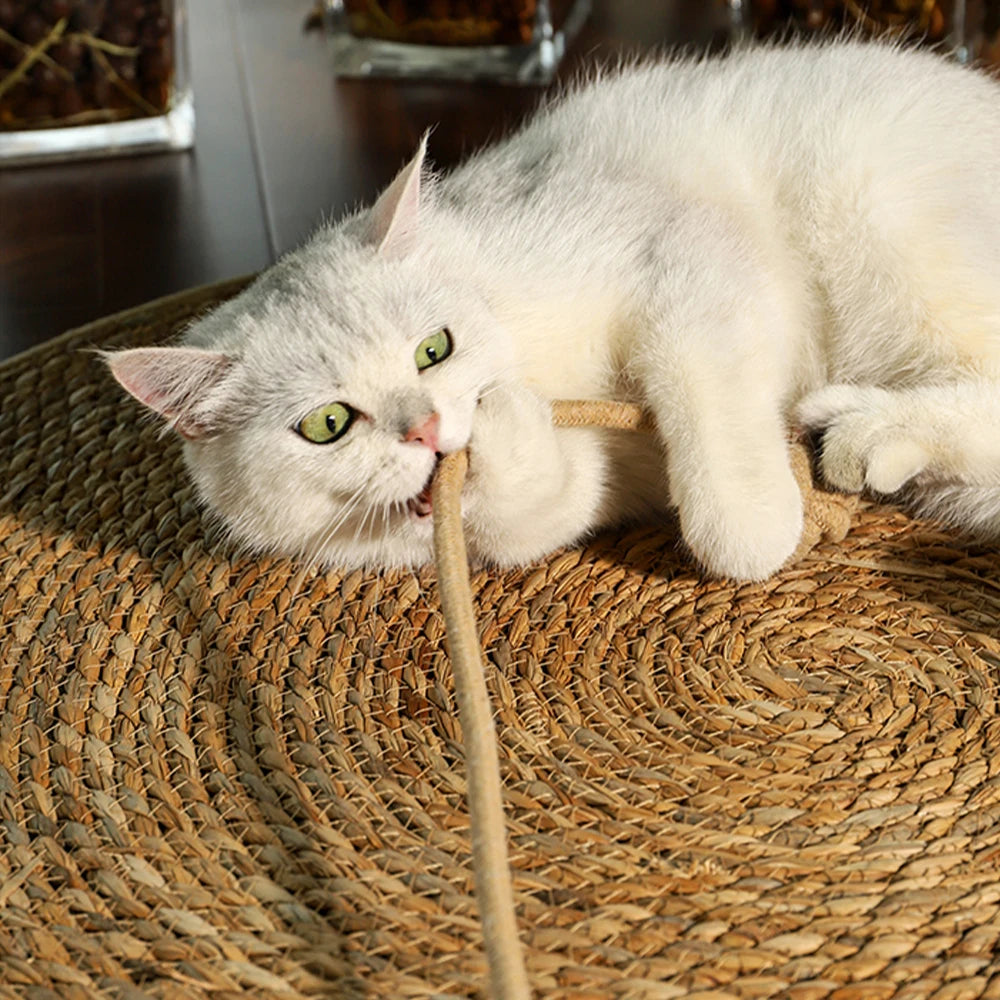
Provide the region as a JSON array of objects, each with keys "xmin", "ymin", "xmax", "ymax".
[
  {"xmin": 797, "ymin": 385, "xmax": 931, "ymax": 494},
  {"xmin": 465, "ymin": 381, "xmax": 558, "ymax": 492},
  {"xmin": 678, "ymin": 470, "xmax": 804, "ymax": 581},
  {"xmin": 463, "ymin": 382, "xmax": 606, "ymax": 563}
]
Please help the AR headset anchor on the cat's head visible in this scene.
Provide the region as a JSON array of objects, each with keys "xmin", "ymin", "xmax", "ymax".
[{"xmin": 107, "ymin": 138, "xmax": 512, "ymax": 568}]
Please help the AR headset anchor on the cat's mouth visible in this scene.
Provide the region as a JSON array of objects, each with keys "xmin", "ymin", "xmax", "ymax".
[{"xmin": 406, "ymin": 453, "xmax": 443, "ymax": 519}]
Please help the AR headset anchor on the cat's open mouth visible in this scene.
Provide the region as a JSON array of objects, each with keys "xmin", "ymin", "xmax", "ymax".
[{"xmin": 406, "ymin": 453, "xmax": 443, "ymax": 519}]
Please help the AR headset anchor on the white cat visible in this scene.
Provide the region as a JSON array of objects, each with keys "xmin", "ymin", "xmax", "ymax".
[{"xmin": 108, "ymin": 40, "xmax": 1000, "ymax": 581}]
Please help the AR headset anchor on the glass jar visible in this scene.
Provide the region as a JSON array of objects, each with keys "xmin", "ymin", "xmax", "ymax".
[
  {"xmin": 963, "ymin": 0, "xmax": 1000, "ymax": 63},
  {"xmin": 324, "ymin": 0, "xmax": 592, "ymax": 83},
  {"xmin": 730, "ymin": 0, "xmax": 999, "ymax": 66},
  {"xmin": 0, "ymin": 0, "xmax": 193, "ymax": 166}
]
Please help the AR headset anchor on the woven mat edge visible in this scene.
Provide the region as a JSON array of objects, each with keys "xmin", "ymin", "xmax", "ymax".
[{"xmin": 0, "ymin": 273, "xmax": 257, "ymax": 371}]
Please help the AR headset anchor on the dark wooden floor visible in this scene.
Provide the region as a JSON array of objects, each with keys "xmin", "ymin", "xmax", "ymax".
[{"xmin": 0, "ymin": 0, "xmax": 730, "ymax": 360}]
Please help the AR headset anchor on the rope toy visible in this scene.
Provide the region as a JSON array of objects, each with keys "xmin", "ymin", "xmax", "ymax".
[{"xmin": 431, "ymin": 399, "xmax": 857, "ymax": 1000}]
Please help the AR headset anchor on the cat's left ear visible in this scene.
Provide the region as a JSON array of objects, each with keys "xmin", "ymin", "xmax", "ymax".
[
  {"xmin": 104, "ymin": 346, "xmax": 239, "ymax": 441},
  {"xmin": 365, "ymin": 132, "xmax": 430, "ymax": 258}
]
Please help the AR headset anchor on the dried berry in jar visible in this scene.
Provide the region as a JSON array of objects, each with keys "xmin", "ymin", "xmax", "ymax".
[
  {"xmin": 339, "ymin": 0, "xmax": 575, "ymax": 47},
  {"xmin": 745, "ymin": 0, "xmax": 957, "ymax": 44},
  {"xmin": 744, "ymin": 0, "xmax": 1000, "ymax": 66},
  {"xmin": 0, "ymin": 0, "xmax": 176, "ymax": 131}
]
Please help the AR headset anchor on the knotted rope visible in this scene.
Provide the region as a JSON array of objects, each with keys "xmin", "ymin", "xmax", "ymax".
[{"xmin": 431, "ymin": 399, "xmax": 856, "ymax": 1000}]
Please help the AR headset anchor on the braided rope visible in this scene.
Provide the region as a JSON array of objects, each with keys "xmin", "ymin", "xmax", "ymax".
[
  {"xmin": 432, "ymin": 449, "xmax": 532, "ymax": 1000},
  {"xmin": 431, "ymin": 399, "xmax": 857, "ymax": 999}
]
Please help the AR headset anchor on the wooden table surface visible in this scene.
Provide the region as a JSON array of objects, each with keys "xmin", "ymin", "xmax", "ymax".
[{"xmin": 0, "ymin": 0, "xmax": 730, "ymax": 360}]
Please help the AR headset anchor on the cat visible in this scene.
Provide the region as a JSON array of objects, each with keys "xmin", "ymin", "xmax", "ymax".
[{"xmin": 107, "ymin": 39, "xmax": 1000, "ymax": 582}]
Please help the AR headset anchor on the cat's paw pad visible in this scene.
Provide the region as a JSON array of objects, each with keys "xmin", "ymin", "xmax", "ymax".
[{"xmin": 796, "ymin": 385, "xmax": 929, "ymax": 495}]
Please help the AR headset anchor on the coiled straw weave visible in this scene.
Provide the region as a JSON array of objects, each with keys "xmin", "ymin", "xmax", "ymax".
[{"xmin": 3, "ymin": 277, "xmax": 1000, "ymax": 999}]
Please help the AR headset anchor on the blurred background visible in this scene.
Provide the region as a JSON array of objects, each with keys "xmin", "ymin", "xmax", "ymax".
[
  {"xmin": 1, "ymin": 0, "xmax": 994, "ymax": 360},
  {"xmin": 0, "ymin": 1, "xmax": 739, "ymax": 359}
]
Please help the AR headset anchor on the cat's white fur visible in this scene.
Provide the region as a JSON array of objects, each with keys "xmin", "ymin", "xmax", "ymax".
[{"xmin": 108, "ymin": 41, "xmax": 1000, "ymax": 580}]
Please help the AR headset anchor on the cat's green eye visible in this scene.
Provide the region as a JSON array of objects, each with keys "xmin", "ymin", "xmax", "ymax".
[
  {"xmin": 415, "ymin": 328, "xmax": 453, "ymax": 371},
  {"xmin": 296, "ymin": 402, "xmax": 354, "ymax": 444}
]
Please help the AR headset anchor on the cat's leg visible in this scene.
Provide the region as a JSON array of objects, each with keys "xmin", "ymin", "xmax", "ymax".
[
  {"xmin": 628, "ymin": 202, "xmax": 817, "ymax": 580},
  {"xmin": 797, "ymin": 379, "xmax": 1000, "ymax": 534},
  {"xmin": 640, "ymin": 356, "xmax": 804, "ymax": 581},
  {"xmin": 461, "ymin": 380, "xmax": 609, "ymax": 565},
  {"xmin": 633, "ymin": 216, "xmax": 811, "ymax": 580}
]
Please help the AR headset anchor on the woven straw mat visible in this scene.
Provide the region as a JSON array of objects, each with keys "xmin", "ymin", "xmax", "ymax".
[{"xmin": 3, "ymin": 276, "xmax": 1000, "ymax": 1000}]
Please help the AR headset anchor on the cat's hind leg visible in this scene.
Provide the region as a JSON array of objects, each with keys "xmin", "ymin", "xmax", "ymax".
[{"xmin": 797, "ymin": 379, "xmax": 1000, "ymax": 536}]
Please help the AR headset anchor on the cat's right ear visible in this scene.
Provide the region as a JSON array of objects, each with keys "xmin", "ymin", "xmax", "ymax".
[
  {"xmin": 364, "ymin": 132, "xmax": 429, "ymax": 258},
  {"xmin": 104, "ymin": 346, "xmax": 238, "ymax": 441}
]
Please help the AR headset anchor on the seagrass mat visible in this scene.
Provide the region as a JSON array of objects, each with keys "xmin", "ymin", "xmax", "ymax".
[{"xmin": 4, "ymin": 278, "xmax": 1000, "ymax": 1000}]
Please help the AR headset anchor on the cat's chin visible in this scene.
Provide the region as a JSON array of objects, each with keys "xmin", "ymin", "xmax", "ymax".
[{"xmin": 405, "ymin": 453, "xmax": 443, "ymax": 519}]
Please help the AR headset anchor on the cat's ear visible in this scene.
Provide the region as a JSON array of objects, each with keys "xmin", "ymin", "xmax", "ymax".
[
  {"xmin": 365, "ymin": 132, "xmax": 429, "ymax": 258},
  {"xmin": 105, "ymin": 346, "xmax": 239, "ymax": 441}
]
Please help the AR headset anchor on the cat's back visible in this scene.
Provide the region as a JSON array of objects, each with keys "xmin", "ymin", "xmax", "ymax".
[{"xmin": 446, "ymin": 41, "xmax": 1000, "ymax": 213}]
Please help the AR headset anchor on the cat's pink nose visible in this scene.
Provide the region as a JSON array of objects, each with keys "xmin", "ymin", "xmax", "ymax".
[{"xmin": 403, "ymin": 412, "xmax": 441, "ymax": 452}]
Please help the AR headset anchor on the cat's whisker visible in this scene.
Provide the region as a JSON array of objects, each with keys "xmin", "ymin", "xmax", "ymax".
[
  {"xmin": 473, "ymin": 377, "xmax": 520, "ymax": 404},
  {"xmin": 352, "ymin": 497, "xmax": 382, "ymax": 561},
  {"xmin": 362, "ymin": 503, "xmax": 378, "ymax": 556},
  {"xmin": 306, "ymin": 487, "xmax": 364, "ymax": 558},
  {"xmin": 321, "ymin": 487, "xmax": 371, "ymax": 551},
  {"xmin": 470, "ymin": 367, "xmax": 519, "ymax": 398},
  {"xmin": 371, "ymin": 502, "xmax": 393, "ymax": 560},
  {"xmin": 276, "ymin": 489, "xmax": 374, "ymax": 632},
  {"xmin": 287, "ymin": 483, "xmax": 370, "ymax": 606}
]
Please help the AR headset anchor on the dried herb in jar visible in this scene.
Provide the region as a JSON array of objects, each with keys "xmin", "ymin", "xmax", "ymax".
[{"xmin": 0, "ymin": 0, "xmax": 176, "ymax": 130}]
